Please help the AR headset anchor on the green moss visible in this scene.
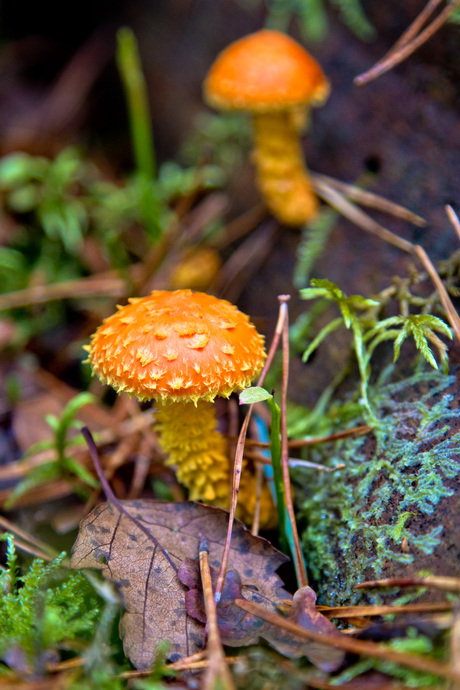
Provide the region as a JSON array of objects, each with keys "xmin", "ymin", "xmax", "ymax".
[
  {"xmin": 298, "ymin": 364, "xmax": 460, "ymax": 604},
  {"xmin": 0, "ymin": 536, "xmax": 101, "ymax": 672}
]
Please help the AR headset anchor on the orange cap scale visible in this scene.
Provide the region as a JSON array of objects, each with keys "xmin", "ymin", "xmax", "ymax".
[
  {"xmin": 88, "ymin": 290, "xmax": 266, "ymax": 404},
  {"xmin": 204, "ymin": 29, "xmax": 330, "ymax": 112}
]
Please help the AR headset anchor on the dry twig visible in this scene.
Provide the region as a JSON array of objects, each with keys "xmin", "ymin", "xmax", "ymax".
[
  {"xmin": 355, "ymin": 0, "xmax": 460, "ymax": 86},
  {"xmin": 311, "ymin": 176, "xmax": 460, "ymax": 340},
  {"xmin": 235, "ymin": 598, "xmax": 460, "ymax": 683},
  {"xmin": 199, "ymin": 538, "xmax": 236, "ymax": 690}
]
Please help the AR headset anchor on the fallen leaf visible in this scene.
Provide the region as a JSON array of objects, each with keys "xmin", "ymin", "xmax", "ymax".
[
  {"xmin": 179, "ymin": 559, "xmax": 281, "ymax": 646},
  {"xmin": 180, "ymin": 562, "xmax": 345, "ymax": 672},
  {"xmin": 70, "ymin": 499, "xmax": 289, "ymax": 669},
  {"xmin": 273, "ymin": 586, "xmax": 346, "ymax": 671}
]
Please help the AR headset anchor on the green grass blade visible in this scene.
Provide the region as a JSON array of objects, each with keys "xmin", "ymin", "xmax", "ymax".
[{"xmin": 116, "ymin": 27, "xmax": 161, "ymax": 241}]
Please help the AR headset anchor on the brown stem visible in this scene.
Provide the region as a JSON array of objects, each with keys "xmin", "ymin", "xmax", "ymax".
[{"xmin": 279, "ymin": 296, "xmax": 308, "ymax": 588}]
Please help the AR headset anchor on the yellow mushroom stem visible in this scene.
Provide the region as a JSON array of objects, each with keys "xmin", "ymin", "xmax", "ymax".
[
  {"xmin": 252, "ymin": 110, "xmax": 318, "ymax": 226},
  {"xmin": 154, "ymin": 399, "xmax": 275, "ymax": 527},
  {"xmin": 155, "ymin": 399, "xmax": 230, "ymax": 504}
]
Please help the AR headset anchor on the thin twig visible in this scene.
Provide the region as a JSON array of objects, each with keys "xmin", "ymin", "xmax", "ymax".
[
  {"xmin": 214, "ymin": 409, "xmax": 253, "ymax": 602},
  {"xmin": 251, "ymin": 459, "xmax": 263, "ymax": 536},
  {"xmin": 312, "ymin": 177, "xmax": 460, "ymax": 340},
  {"xmin": 235, "ymin": 598, "xmax": 460, "ymax": 682},
  {"xmin": 239, "ymin": 424, "xmax": 371, "ymax": 449},
  {"xmin": 279, "ymin": 295, "xmax": 308, "ymax": 588},
  {"xmin": 320, "ymin": 601, "xmax": 453, "ymax": 618},
  {"xmin": 355, "ymin": 575, "xmax": 460, "ymax": 593},
  {"xmin": 214, "ymin": 296, "xmax": 287, "ymax": 601},
  {"xmin": 311, "ymin": 173, "xmax": 426, "ymax": 226},
  {"xmin": 2, "ymin": 537, "xmax": 61, "ymax": 563},
  {"xmin": 414, "ymin": 244, "xmax": 460, "ymax": 340},
  {"xmin": 287, "ymin": 425, "xmax": 371, "ymax": 447},
  {"xmin": 393, "ymin": 0, "xmax": 444, "ymax": 49},
  {"xmin": 0, "ymin": 276, "xmax": 126, "ymax": 311},
  {"xmin": 446, "ymin": 205, "xmax": 460, "ymax": 243},
  {"xmin": 119, "ymin": 652, "xmax": 240, "ymax": 676},
  {"xmin": 0, "ymin": 514, "xmax": 61, "ymax": 560},
  {"xmin": 311, "ymin": 177, "xmax": 414, "ymax": 253},
  {"xmin": 355, "ymin": 0, "xmax": 460, "ymax": 85},
  {"xmin": 199, "ymin": 538, "xmax": 235, "ymax": 690}
]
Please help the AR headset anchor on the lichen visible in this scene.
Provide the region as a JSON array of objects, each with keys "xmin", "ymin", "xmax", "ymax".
[{"xmin": 297, "ymin": 363, "xmax": 460, "ymax": 605}]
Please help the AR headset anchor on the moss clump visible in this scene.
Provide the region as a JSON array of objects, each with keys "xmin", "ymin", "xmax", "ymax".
[
  {"xmin": 298, "ymin": 364, "xmax": 460, "ymax": 605},
  {"xmin": 0, "ymin": 536, "xmax": 101, "ymax": 673}
]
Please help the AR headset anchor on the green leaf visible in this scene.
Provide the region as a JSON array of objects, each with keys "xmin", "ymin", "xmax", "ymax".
[
  {"xmin": 266, "ymin": 397, "xmax": 287, "ymax": 553},
  {"xmin": 392, "ymin": 314, "xmax": 452, "ymax": 370},
  {"xmin": 239, "ymin": 386, "xmax": 273, "ymax": 404},
  {"xmin": 5, "ymin": 462, "xmax": 61, "ymax": 509},
  {"xmin": 54, "ymin": 392, "xmax": 96, "ymax": 457},
  {"xmin": 298, "ymin": 0, "xmax": 329, "ymax": 42},
  {"xmin": 293, "ymin": 208, "xmax": 337, "ymax": 288},
  {"xmin": 302, "ymin": 316, "xmax": 343, "ymax": 362},
  {"xmin": 63, "ymin": 456, "xmax": 99, "ymax": 488}
]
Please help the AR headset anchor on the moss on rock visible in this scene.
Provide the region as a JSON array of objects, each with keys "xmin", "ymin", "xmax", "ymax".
[{"xmin": 298, "ymin": 363, "xmax": 460, "ymax": 605}]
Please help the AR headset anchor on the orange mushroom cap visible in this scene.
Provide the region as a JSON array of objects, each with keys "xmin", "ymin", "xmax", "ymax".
[
  {"xmin": 203, "ymin": 29, "xmax": 330, "ymax": 112},
  {"xmin": 87, "ymin": 289, "xmax": 266, "ymax": 404}
]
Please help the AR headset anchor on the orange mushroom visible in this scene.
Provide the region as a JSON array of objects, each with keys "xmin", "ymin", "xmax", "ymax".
[
  {"xmin": 86, "ymin": 289, "xmax": 272, "ymax": 523},
  {"xmin": 203, "ymin": 29, "xmax": 330, "ymax": 226}
]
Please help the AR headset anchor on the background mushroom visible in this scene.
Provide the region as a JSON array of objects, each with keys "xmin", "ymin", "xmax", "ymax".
[
  {"xmin": 87, "ymin": 289, "xmax": 273, "ymax": 524},
  {"xmin": 203, "ymin": 29, "xmax": 330, "ymax": 227}
]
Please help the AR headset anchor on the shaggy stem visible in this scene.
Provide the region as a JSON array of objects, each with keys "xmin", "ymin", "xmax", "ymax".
[
  {"xmin": 155, "ymin": 399, "xmax": 274, "ymax": 525},
  {"xmin": 252, "ymin": 111, "xmax": 318, "ymax": 226},
  {"xmin": 155, "ymin": 400, "xmax": 229, "ymax": 504}
]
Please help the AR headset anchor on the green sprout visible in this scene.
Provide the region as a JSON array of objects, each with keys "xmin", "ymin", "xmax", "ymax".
[
  {"xmin": 300, "ymin": 279, "xmax": 453, "ymax": 424},
  {"xmin": 240, "ymin": 0, "xmax": 375, "ymax": 42},
  {"xmin": 5, "ymin": 392, "xmax": 98, "ymax": 508}
]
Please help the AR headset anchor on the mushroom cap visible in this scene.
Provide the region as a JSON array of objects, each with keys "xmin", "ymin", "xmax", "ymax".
[
  {"xmin": 203, "ymin": 29, "xmax": 329, "ymax": 112},
  {"xmin": 87, "ymin": 289, "xmax": 266, "ymax": 404}
]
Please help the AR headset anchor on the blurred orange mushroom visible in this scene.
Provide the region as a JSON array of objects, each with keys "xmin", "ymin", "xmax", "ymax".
[
  {"xmin": 86, "ymin": 289, "xmax": 272, "ymax": 523},
  {"xmin": 204, "ymin": 29, "xmax": 330, "ymax": 226}
]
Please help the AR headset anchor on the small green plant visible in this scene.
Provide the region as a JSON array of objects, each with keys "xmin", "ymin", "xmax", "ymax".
[
  {"xmin": 238, "ymin": 0, "xmax": 375, "ymax": 42},
  {"xmin": 300, "ymin": 278, "xmax": 453, "ymax": 423},
  {"xmin": 182, "ymin": 111, "xmax": 252, "ymax": 177},
  {"xmin": 0, "ymin": 535, "xmax": 101, "ymax": 673},
  {"xmin": 334, "ymin": 628, "xmax": 444, "ymax": 687},
  {"xmin": 293, "ymin": 207, "xmax": 338, "ymax": 289},
  {"xmin": 5, "ymin": 392, "xmax": 98, "ymax": 508}
]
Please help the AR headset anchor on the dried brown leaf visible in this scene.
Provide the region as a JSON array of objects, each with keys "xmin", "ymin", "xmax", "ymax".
[
  {"xmin": 180, "ymin": 561, "xmax": 344, "ymax": 672},
  {"xmin": 276, "ymin": 587, "xmax": 345, "ymax": 671},
  {"xmin": 179, "ymin": 559, "xmax": 285, "ymax": 647},
  {"xmin": 70, "ymin": 499, "xmax": 289, "ymax": 670}
]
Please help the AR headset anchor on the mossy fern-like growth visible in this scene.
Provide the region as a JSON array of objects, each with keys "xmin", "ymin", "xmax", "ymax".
[
  {"xmin": 0, "ymin": 535, "xmax": 101, "ymax": 672},
  {"xmin": 299, "ymin": 364, "xmax": 460, "ymax": 605}
]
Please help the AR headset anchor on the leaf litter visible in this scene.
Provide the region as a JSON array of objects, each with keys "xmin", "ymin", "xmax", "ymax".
[
  {"xmin": 70, "ymin": 499, "xmax": 345, "ymax": 672},
  {"xmin": 180, "ymin": 558, "xmax": 344, "ymax": 672},
  {"xmin": 70, "ymin": 499, "xmax": 289, "ymax": 669}
]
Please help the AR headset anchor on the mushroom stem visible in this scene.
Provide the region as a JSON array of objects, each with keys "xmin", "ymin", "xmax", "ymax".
[
  {"xmin": 155, "ymin": 399, "xmax": 275, "ymax": 527},
  {"xmin": 252, "ymin": 111, "xmax": 318, "ymax": 226},
  {"xmin": 155, "ymin": 400, "xmax": 230, "ymax": 504}
]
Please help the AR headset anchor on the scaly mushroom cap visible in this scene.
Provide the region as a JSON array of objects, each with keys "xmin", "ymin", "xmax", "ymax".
[
  {"xmin": 87, "ymin": 289, "xmax": 266, "ymax": 404},
  {"xmin": 203, "ymin": 29, "xmax": 329, "ymax": 112}
]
